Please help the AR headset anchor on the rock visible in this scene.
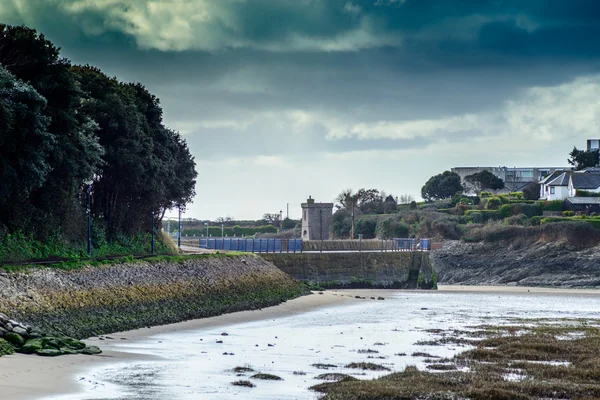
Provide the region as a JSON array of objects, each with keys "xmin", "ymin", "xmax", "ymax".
[
  {"xmin": 4, "ymin": 332, "xmax": 24, "ymax": 347},
  {"xmin": 0, "ymin": 338, "xmax": 15, "ymax": 356},
  {"xmin": 221, "ymin": 332, "xmax": 229, "ymax": 336},
  {"xmin": 36, "ymin": 348, "xmax": 64, "ymax": 357},
  {"xmin": 80, "ymin": 346, "xmax": 102, "ymax": 355},
  {"xmin": 62, "ymin": 338, "xmax": 86, "ymax": 350},
  {"xmin": 0, "ymin": 327, "xmax": 7, "ymax": 337},
  {"xmin": 0, "ymin": 313, "xmax": 8, "ymax": 323},
  {"xmin": 19, "ymin": 338, "xmax": 44, "ymax": 354},
  {"xmin": 5, "ymin": 323, "xmax": 13, "ymax": 331},
  {"xmin": 377, "ymin": 297, "xmax": 385, "ymax": 300},
  {"xmin": 28, "ymin": 330, "xmax": 43, "ymax": 339},
  {"xmin": 216, "ymin": 340, "xmax": 223, "ymax": 344},
  {"xmin": 12, "ymin": 326, "xmax": 28, "ymax": 338}
]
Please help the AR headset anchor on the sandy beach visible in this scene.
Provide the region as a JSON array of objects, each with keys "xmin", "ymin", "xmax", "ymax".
[
  {"xmin": 2, "ymin": 285, "xmax": 600, "ymax": 399},
  {"xmin": 0, "ymin": 290, "xmax": 350, "ymax": 400}
]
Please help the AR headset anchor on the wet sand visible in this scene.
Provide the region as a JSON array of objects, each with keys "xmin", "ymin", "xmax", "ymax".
[
  {"xmin": 2, "ymin": 285, "xmax": 600, "ymax": 399},
  {"xmin": 0, "ymin": 290, "xmax": 350, "ymax": 400}
]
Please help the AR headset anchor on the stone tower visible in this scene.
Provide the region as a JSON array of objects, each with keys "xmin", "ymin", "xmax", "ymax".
[{"xmin": 301, "ymin": 196, "xmax": 333, "ymax": 240}]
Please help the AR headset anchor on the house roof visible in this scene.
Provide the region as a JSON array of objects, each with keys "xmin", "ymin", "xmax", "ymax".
[
  {"xmin": 547, "ymin": 172, "xmax": 570, "ymax": 187},
  {"xmin": 575, "ymin": 167, "xmax": 600, "ymax": 173},
  {"xmin": 571, "ymin": 173, "xmax": 600, "ymax": 190},
  {"xmin": 566, "ymin": 197, "xmax": 600, "ymax": 205},
  {"xmin": 539, "ymin": 171, "xmax": 563, "ymax": 185}
]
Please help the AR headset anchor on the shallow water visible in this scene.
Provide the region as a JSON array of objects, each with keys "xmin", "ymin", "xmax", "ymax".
[{"xmin": 49, "ymin": 289, "xmax": 600, "ymax": 400}]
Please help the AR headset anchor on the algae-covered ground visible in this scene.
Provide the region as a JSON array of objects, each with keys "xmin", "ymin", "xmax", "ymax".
[
  {"xmin": 313, "ymin": 319, "xmax": 600, "ymax": 400},
  {"xmin": 0, "ymin": 253, "xmax": 309, "ymax": 339}
]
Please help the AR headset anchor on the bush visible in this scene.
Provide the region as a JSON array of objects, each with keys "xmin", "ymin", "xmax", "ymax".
[
  {"xmin": 530, "ymin": 216, "xmax": 542, "ymax": 226},
  {"xmin": 498, "ymin": 204, "xmax": 512, "ymax": 218},
  {"xmin": 479, "ymin": 191, "xmax": 492, "ymax": 198},
  {"xmin": 562, "ymin": 211, "xmax": 575, "ymax": 217},
  {"xmin": 375, "ymin": 217, "xmax": 409, "ymax": 239},
  {"xmin": 541, "ymin": 200, "xmax": 564, "ymax": 212},
  {"xmin": 486, "ymin": 197, "xmax": 502, "ymax": 210},
  {"xmin": 469, "ymin": 211, "xmax": 483, "ymax": 224},
  {"xmin": 465, "ymin": 210, "xmax": 502, "ymax": 223},
  {"xmin": 355, "ymin": 217, "xmax": 378, "ymax": 239},
  {"xmin": 409, "ymin": 201, "xmax": 417, "ymax": 209},
  {"xmin": 505, "ymin": 214, "xmax": 528, "ymax": 226},
  {"xmin": 576, "ymin": 190, "xmax": 600, "ymax": 197}
]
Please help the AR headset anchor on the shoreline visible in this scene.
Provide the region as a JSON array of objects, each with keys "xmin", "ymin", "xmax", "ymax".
[{"xmin": 2, "ymin": 285, "xmax": 600, "ymax": 399}]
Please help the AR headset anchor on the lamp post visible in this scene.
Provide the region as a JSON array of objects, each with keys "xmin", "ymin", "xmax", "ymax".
[
  {"xmin": 205, "ymin": 222, "xmax": 209, "ymax": 237},
  {"xmin": 84, "ymin": 180, "xmax": 93, "ymax": 255},
  {"xmin": 221, "ymin": 224, "xmax": 224, "ymax": 237},
  {"xmin": 178, "ymin": 206, "xmax": 181, "ymax": 248},
  {"xmin": 151, "ymin": 210, "xmax": 155, "ymax": 255}
]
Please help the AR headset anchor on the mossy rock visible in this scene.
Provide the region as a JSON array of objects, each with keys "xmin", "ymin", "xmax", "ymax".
[
  {"xmin": 18, "ymin": 338, "xmax": 44, "ymax": 354},
  {"xmin": 80, "ymin": 346, "xmax": 102, "ymax": 355},
  {"xmin": 0, "ymin": 338, "xmax": 15, "ymax": 356},
  {"xmin": 36, "ymin": 348, "xmax": 64, "ymax": 357},
  {"xmin": 61, "ymin": 338, "xmax": 86, "ymax": 350},
  {"xmin": 4, "ymin": 332, "xmax": 24, "ymax": 347}
]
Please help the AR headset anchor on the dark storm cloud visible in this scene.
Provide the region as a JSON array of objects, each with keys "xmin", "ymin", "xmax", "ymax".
[{"xmin": 3, "ymin": 0, "xmax": 600, "ymax": 160}]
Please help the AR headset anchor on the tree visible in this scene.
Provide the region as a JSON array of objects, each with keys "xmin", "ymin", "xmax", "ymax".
[
  {"xmin": 398, "ymin": 194, "xmax": 414, "ymax": 204},
  {"xmin": 0, "ymin": 25, "xmax": 105, "ymax": 238},
  {"xmin": 383, "ymin": 195, "xmax": 398, "ymax": 213},
  {"xmin": 522, "ymin": 182, "xmax": 541, "ymax": 201},
  {"xmin": 263, "ymin": 213, "xmax": 282, "ymax": 226},
  {"xmin": 0, "ymin": 66, "xmax": 52, "ymax": 230},
  {"xmin": 421, "ymin": 171, "xmax": 464, "ymax": 201},
  {"xmin": 281, "ymin": 218, "xmax": 297, "ymax": 230},
  {"xmin": 568, "ymin": 147, "xmax": 599, "ymax": 171},
  {"xmin": 464, "ymin": 170, "xmax": 505, "ymax": 193}
]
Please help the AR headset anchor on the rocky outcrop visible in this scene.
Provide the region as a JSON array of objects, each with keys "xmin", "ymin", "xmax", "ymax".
[
  {"xmin": 0, "ymin": 254, "xmax": 308, "ymax": 340},
  {"xmin": 434, "ymin": 240, "xmax": 600, "ymax": 287}
]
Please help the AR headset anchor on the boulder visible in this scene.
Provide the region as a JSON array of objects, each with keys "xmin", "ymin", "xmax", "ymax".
[
  {"xmin": 0, "ymin": 313, "xmax": 8, "ymax": 323},
  {"xmin": 80, "ymin": 346, "xmax": 102, "ymax": 355},
  {"xmin": 0, "ymin": 327, "xmax": 7, "ymax": 337},
  {"xmin": 4, "ymin": 332, "xmax": 24, "ymax": 347},
  {"xmin": 35, "ymin": 348, "xmax": 64, "ymax": 357},
  {"xmin": 12, "ymin": 326, "xmax": 28, "ymax": 338},
  {"xmin": 19, "ymin": 338, "xmax": 44, "ymax": 354},
  {"xmin": 61, "ymin": 337, "xmax": 86, "ymax": 350}
]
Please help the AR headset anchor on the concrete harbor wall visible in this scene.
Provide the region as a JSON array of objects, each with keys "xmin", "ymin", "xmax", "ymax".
[{"xmin": 261, "ymin": 251, "xmax": 436, "ymax": 289}]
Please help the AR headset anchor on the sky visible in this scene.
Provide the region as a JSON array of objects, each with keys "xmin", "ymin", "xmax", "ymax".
[{"xmin": 2, "ymin": 0, "xmax": 600, "ymax": 220}]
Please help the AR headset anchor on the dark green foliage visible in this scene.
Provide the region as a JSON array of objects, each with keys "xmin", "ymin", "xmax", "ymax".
[
  {"xmin": 409, "ymin": 201, "xmax": 417, "ymax": 209},
  {"xmin": 523, "ymin": 182, "xmax": 541, "ymax": 200},
  {"xmin": 332, "ymin": 209, "xmax": 352, "ymax": 238},
  {"xmin": 464, "ymin": 170, "xmax": 505, "ymax": 192},
  {"xmin": 375, "ymin": 217, "xmax": 409, "ymax": 239},
  {"xmin": 0, "ymin": 338, "xmax": 15, "ymax": 356},
  {"xmin": 355, "ymin": 217, "xmax": 377, "ymax": 238},
  {"xmin": 568, "ymin": 146, "xmax": 599, "ymax": 170},
  {"xmin": 485, "ymin": 197, "xmax": 502, "ymax": 210},
  {"xmin": 281, "ymin": 218, "xmax": 297, "ymax": 230},
  {"xmin": 421, "ymin": 171, "xmax": 463, "ymax": 201},
  {"xmin": 576, "ymin": 190, "xmax": 600, "ymax": 197},
  {"xmin": 539, "ymin": 200, "xmax": 564, "ymax": 212},
  {"xmin": 498, "ymin": 203, "xmax": 542, "ymax": 219},
  {"xmin": 382, "ymin": 195, "xmax": 398, "ymax": 213},
  {"xmin": 0, "ymin": 25, "xmax": 196, "ymax": 255}
]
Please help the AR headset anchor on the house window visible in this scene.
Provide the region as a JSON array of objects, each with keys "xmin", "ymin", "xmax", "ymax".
[{"xmin": 550, "ymin": 187, "xmax": 555, "ymax": 194}]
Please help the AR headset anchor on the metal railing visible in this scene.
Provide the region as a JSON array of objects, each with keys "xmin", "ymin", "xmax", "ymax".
[{"xmin": 200, "ymin": 238, "xmax": 302, "ymax": 253}]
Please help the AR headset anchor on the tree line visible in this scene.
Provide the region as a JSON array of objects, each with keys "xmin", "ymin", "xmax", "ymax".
[{"xmin": 0, "ymin": 25, "xmax": 197, "ymax": 245}]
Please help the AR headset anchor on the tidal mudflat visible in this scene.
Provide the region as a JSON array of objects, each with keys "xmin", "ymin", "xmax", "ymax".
[{"xmin": 38, "ymin": 286, "xmax": 600, "ymax": 400}]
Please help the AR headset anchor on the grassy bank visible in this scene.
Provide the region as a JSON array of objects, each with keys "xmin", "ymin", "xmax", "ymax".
[{"xmin": 314, "ymin": 319, "xmax": 600, "ymax": 399}]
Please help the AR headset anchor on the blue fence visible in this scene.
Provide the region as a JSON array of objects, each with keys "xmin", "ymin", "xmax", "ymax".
[
  {"xmin": 392, "ymin": 238, "xmax": 431, "ymax": 251},
  {"xmin": 199, "ymin": 238, "xmax": 303, "ymax": 253}
]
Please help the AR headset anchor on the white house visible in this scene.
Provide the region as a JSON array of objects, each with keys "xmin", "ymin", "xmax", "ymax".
[
  {"xmin": 541, "ymin": 172, "xmax": 571, "ymax": 200},
  {"xmin": 568, "ymin": 173, "xmax": 600, "ymax": 197},
  {"xmin": 539, "ymin": 171, "xmax": 564, "ymax": 200}
]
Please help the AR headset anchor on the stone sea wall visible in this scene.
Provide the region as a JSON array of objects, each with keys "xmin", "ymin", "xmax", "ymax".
[
  {"xmin": 0, "ymin": 254, "xmax": 308, "ymax": 339},
  {"xmin": 261, "ymin": 252, "xmax": 436, "ymax": 289}
]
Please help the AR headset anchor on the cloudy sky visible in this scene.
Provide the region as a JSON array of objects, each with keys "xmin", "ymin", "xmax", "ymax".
[{"xmin": 3, "ymin": 0, "xmax": 600, "ymax": 220}]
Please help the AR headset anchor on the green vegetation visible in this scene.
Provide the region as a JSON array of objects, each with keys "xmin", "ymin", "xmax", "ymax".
[
  {"xmin": 315, "ymin": 320, "xmax": 600, "ymax": 400},
  {"xmin": 231, "ymin": 380, "xmax": 255, "ymax": 388},
  {"xmin": 420, "ymin": 171, "xmax": 463, "ymax": 202},
  {"xmin": 0, "ymin": 24, "xmax": 195, "ymax": 261},
  {"xmin": 568, "ymin": 146, "xmax": 600, "ymax": 170},
  {"xmin": 251, "ymin": 373, "xmax": 283, "ymax": 380}
]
